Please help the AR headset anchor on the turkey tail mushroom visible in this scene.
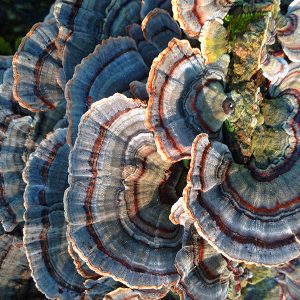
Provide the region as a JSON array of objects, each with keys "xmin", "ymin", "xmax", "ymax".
[
  {"xmin": 13, "ymin": 21, "xmax": 64, "ymax": 112},
  {"xmin": 65, "ymin": 36, "xmax": 148, "ymax": 145},
  {"xmin": 184, "ymin": 131, "xmax": 300, "ymax": 265},
  {"xmin": 146, "ymin": 38, "xmax": 230, "ymax": 162},
  {"xmin": 65, "ymin": 93, "xmax": 183, "ymax": 289},
  {"xmin": 23, "ymin": 128, "xmax": 88, "ymax": 299},
  {"xmin": 0, "ymin": 115, "xmax": 32, "ymax": 232},
  {"xmin": 141, "ymin": 8, "xmax": 181, "ymax": 52},
  {"xmin": 174, "ymin": 224, "xmax": 230, "ymax": 300},
  {"xmin": 276, "ymin": 0, "xmax": 300, "ymax": 62},
  {"xmin": 172, "ymin": 0, "xmax": 236, "ymax": 38}
]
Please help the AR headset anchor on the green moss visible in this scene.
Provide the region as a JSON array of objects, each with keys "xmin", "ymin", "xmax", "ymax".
[
  {"xmin": 224, "ymin": 120, "xmax": 235, "ymax": 133},
  {"xmin": 224, "ymin": 11, "xmax": 267, "ymax": 41},
  {"xmin": 15, "ymin": 36, "xmax": 23, "ymax": 51},
  {"xmin": 182, "ymin": 159, "xmax": 190, "ymax": 169},
  {"xmin": 0, "ymin": 37, "xmax": 13, "ymax": 55}
]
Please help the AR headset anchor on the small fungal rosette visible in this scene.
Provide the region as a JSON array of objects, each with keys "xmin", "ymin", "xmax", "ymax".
[
  {"xmin": 129, "ymin": 80, "xmax": 149, "ymax": 101},
  {"xmin": 277, "ymin": 257, "xmax": 300, "ymax": 299},
  {"xmin": 141, "ymin": 8, "xmax": 181, "ymax": 52},
  {"xmin": 184, "ymin": 130, "xmax": 300, "ymax": 265},
  {"xmin": 13, "ymin": 21, "xmax": 64, "ymax": 112},
  {"xmin": 146, "ymin": 38, "xmax": 230, "ymax": 162},
  {"xmin": 23, "ymin": 128, "xmax": 88, "ymax": 299},
  {"xmin": 65, "ymin": 93, "xmax": 183, "ymax": 289},
  {"xmin": 174, "ymin": 224, "xmax": 231, "ymax": 300},
  {"xmin": 172, "ymin": 0, "xmax": 236, "ymax": 38},
  {"xmin": 65, "ymin": 36, "xmax": 149, "ymax": 145},
  {"xmin": 260, "ymin": 51, "xmax": 289, "ymax": 83},
  {"xmin": 276, "ymin": 0, "xmax": 300, "ymax": 62}
]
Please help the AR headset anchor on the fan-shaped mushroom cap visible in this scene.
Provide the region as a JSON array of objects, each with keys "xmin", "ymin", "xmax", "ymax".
[
  {"xmin": 104, "ymin": 287, "xmax": 169, "ymax": 299},
  {"xmin": 184, "ymin": 131, "xmax": 300, "ymax": 265},
  {"xmin": 126, "ymin": 23, "xmax": 160, "ymax": 67},
  {"xmin": 54, "ymin": 0, "xmax": 141, "ymax": 81},
  {"xmin": 251, "ymin": 62, "xmax": 300, "ymax": 174},
  {"xmin": 172, "ymin": 0, "xmax": 236, "ymax": 38},
  {"xmin": 65, "ymin": 93, "xmax": 183, "ymax": 289},
  {"xmin": 175, "ymin": 225, "xmax": 230, "ymax": 300},
  {"xmin": 0, "ymin": 116, "xmax": 32, "ymax": 232},
  {"xmin": 0, "ymin": 232, "xmax": 43, "ymax": 299},
  {"xmin": 260, "ymin": 52, "xmax": 289, "ymax": 82},
  {"xmin": 146, "ymin": 38, "xmax": 229, "ymax": 162},
  {"xmin": 53, "ymin": 0, "xmax": 109, "ymax": 81},
  {"xmin": 83, "ymin": 278, "xmax": 122, "ymax": 300},
  {"xmin": 23, "ymin": 128, "xmax": 87, "ymax": 299},
  {"xmin": 13, "ymin": 21, "xmax": 64, "ymax": 112},
  {"xmin": 141, "ymin": 8, "xmax": 181, "ymax": 52},
  {"xmin": 141, "ymin": 0, "xmax": 172, "ymax": 19},
  {"xmin": 199, "ymin": 18, "xmax": 228, "ymax": 64},
  {"xmin": 0, "ymin": 56, "xmax": 12, "ymax": 84},
  {"xmin": 65, "ymin": 36, "xmax": 148, "ymax": 145},
  {"xmin": 276, "ymin": 0, "xmax": 300, "ymax": 62}
]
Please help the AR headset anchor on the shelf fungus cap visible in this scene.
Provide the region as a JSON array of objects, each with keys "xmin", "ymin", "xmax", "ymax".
[
  {"xmin": 277, "ymin": 258, "xmax": 300, "ymax": 300},
  {"xmin": 172, "ymin": 0, "xmax": 236, "ymax": 38},
  {"xmin": 276, "ymin": 0, "xmax": 300, "ymax": 62},
  {"xmin": 23, "ymin": 128, "xmax": 87, "ymax": 299},
  {"xmin": 65, "ymin": 36, "xmax": 148, "ymax": 145},
  {"xmin": 248, "ymin": 62, "xmax": 300, "ymax": 177},
  {"xmin": 65, "ymin": 93, "xmax": 183, "ymax": 289},
  {"xmin": 13, "ymin": 21, "xmax": 64, "ymax": 112},
  {"xmin": 175, "ymin": 225, "xmax": 229, "ymax": 300},
  {"xmin": 146, "ymin": 38, "xmax": 230, "ymax": 162},
  {"xmin": 169, "ymin": 197, "xmax": 193, "ymax": 227},
  {"xmin": 199, "ymin": 18, "xmax": 228, "ymax": 64},
  {"xmin": 260, "ymin": 52, "xmax": 289, "ymax": 83},
  {"xmin": 141, "ymin": 8, "xmax": 181, "ymax": 52},
  {"xmin": 184, "ymin": 133, "xmax": 300, "ymax": 265},
  {"xmin": 0, "ymin": 115, "xmax": 33, "ymax": 232},
  {"xmin": 53, "ymin": 0, "xmax": 112, "ymax": 81}
]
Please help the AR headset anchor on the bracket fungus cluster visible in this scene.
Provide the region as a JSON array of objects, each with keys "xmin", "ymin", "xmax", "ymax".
[{"xmin": 1, "ymin": 0, "xmax": 300, "ymax": 299}]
